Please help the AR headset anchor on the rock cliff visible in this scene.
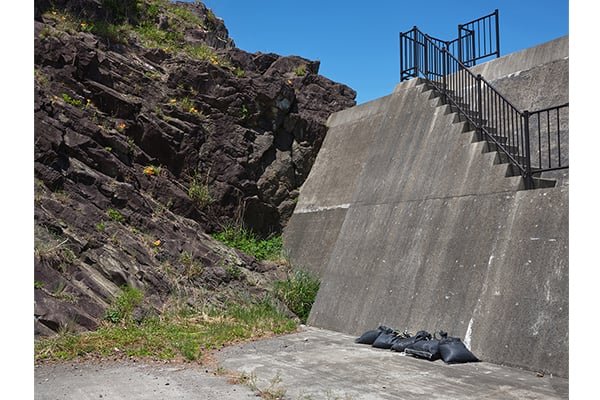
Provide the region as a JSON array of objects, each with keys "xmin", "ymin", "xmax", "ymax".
[{"xmin": 34, "ymin": 0, "xmax": 356, "ymax": 336}]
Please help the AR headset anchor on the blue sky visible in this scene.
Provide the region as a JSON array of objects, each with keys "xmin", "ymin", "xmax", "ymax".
[{"xmin": 187, "ymin": 0, "xmax": 570, "ymax": 104}]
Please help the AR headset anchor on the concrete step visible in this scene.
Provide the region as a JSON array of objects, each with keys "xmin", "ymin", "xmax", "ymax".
[
  {"xmin": 421, "ymin": 77, "xmax": 556, "ymax": 191},
  {"xmin": 531, "ymin": 177, "xmax": 557, "ymax": 189},
  {"xmin": 484, "ymin": 141, "xmax": 520, "ymax": 156}
]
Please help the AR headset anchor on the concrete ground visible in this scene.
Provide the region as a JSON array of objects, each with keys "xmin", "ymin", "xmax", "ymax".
[{"xmin": 34, "ymin": 326, "xmax": 568, "ymax": 400}]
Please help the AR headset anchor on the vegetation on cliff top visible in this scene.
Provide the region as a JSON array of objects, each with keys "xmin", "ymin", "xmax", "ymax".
[{"xmin": 41, "ymin": 0, "xmax": 238, "ymax": 70}]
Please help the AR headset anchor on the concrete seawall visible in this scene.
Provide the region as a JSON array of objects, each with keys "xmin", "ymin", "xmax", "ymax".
[{"xmin": 283, "ymin": 36, "xmax": 569, "ymax": 377}]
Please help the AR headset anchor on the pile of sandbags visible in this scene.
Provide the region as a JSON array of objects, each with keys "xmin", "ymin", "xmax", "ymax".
[{"xmin": 355, "ymin": 325, "xmax": 479, "ymax": 364}]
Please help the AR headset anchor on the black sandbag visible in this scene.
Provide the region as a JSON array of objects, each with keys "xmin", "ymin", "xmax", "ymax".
[
  {"xmin": 355, "ymin": 325, "xmax": 394, "ymax": 345},
  {"xmin": 390, "ymin": 330, "xmax": 430, "ymax": 352},
  {"xmin": 372, "ymin": 329, "xmax": 411, "ymax": 349},
  {"xmin": 355, "ymin": 329, "xmax": 381, "ymax": 345},
  {"xmin": 372, "ymin": 331, "xmax": 400, "ymax": 349},
  {"xmin": 438, "ymin": 337, "xmax": 480, "ymax": 364},
  {"xmin": 404, "ymin": 339, "xmax": 441, "ymax": 361},
  {"xmin": 390, "ymin": 336, "xmax": 417, "ymax": 352}
]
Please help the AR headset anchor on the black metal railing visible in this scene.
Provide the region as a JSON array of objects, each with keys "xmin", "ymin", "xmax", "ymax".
[
  {"xmin": 457, "ymin": 9, "xmax": 500, "ymax": 66},
  {"xmin": 525, "ymin": 104, "xmax": 569, "ymax": 174},
  {"xmin": 399, "ymin": 11, "xmax": 568, "ymax": 189},
  {"xmin": 400, "ymin": 10, "xmax": 500, "ymax": 80}
]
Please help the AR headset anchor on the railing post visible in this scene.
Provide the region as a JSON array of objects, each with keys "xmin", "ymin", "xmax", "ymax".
[
  {"xmin": 457, "ymin": 24, "xmax": 463, "ymax": 65},
  {"xmin": 476, "ymin": 74, "xmax": 483, "ymax": 140},
  {"xmin": 442, "ymin": 48, "xmax": 448, "ymax": 101},
  {"xmin": 424, "ymin": 34, "xmax": 429, "ymax": 79},
  {"xmin": 495, "ymin": 9, "xmax": 500, "ymax": 58},
  {"xmin": 399, "ymin": 32, "xmax": 403, "ymax": 81},
  {"xmin": 523, "ymin": 110, "xmax": 533, "ymax": 189},
  {"xmin": 413, "ymin": 26, "xmax": 418, "ymax": 78}
]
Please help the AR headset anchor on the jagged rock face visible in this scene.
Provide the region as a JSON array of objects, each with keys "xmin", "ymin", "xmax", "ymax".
[{"xmin": 34, "ymin": 0, "xmax": 356, "ymax": 336}]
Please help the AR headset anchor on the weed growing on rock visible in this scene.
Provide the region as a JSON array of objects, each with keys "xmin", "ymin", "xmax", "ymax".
[
  {"xmin": 294, "ymin": 65, "xmax": 307, "ymax": 76},
  {"xmin": 103, "ymin": 285, "xmax": 144, "ymax": 323},
  {"xmin": 188, "ymin": 171, "xmax": 211, "ymax": 209},
  {"xmin": 107, "ymin": 208, "xmax": 125, "ymax": 223},
  {"xmin": 179, "ymin": 251, "xmax": 204, "ymax": 279},
  {"xmin": 52, "ymin": 281, "xmax": 77, "ymax": 304},
  {"xmin": 273, "ymin": 269, "xmax": 320, "ymax": 324},
  {"xmin": 96, "ymin": 221, "xmax": 106, "ymax": 231},
  {"xmin": 61, "ymin": 93, "xmax": 83, "ymax": 108}
]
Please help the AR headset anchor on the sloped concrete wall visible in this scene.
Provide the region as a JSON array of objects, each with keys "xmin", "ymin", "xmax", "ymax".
[{"xmin": 283, "ymin": 37, "xmax": 569, "ymax": 377}]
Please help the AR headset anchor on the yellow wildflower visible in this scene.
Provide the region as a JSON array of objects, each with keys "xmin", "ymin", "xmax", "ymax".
[{"xmin": 154, "ymin": 240, "xmax": 161, "ymax": 246}]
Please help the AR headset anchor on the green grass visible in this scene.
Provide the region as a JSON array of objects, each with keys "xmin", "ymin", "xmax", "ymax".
[
  {"xmin": 133, "ymin": 20, "xmax": 183, "ymax": 49},
  {"xmin": 212, "ymin": 227, "xmax": 283, "ymax": 261},
  {"xmin": 35, "ymin": 297, "xmax": 297, "ymax": 362},
  {"xmin": 43, "ymin": 1, "xmax": 241, "ymax": 67},
  {"xmin": 103, "ymin": 286, "xmax": 144, "ymax": 323},
  {"xmin": 274, "ymin": 269, "xmax": 320, "ymax": 324}
]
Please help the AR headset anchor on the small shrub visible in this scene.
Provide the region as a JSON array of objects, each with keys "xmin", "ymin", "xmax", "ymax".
[
  {"xmin": 274, "ymin": 269, "xmax": 320, "ymax": 324},
  {"xmin": 126, "ymin": 137, "xmax": 135, "ymax": 153},
  {"xmin": 96, "ymin": 221, "xmax": 106, "ymax": 231},
  {"xmin": 188, "ymin": 173, "xmax": 211, "ymax": 209},
  {"xmin": 61, "ymin": 93, "xmax": 83, "ymax": 108},
  {"xmin": 135, "ymin": 20, "xmax": 182, "ymax": 48},
  {"xmin": 224, "ymin": 264, "xmax": 242, "ymax": 280},
  {"xmin": 179, "ymin": 251, "xmax": 203, "ymax": 279},
  {"xmin": 107, "ymin": 208, "xmax": 125, "ymax": 223},
  {"xmin": 104, "ymin": 286, "xmax": 144, "ymax": 323},
  {"xmin": 294, "ymin": 65, "xmax": 307, "ymax": 76},
  {"xmin": 184, "ymin": 43, "xmax": 214, "ymax": 60}
]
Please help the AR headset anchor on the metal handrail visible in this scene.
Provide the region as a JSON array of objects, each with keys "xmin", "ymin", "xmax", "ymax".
[
  {"xmin": 458, "ymin": 9, "xmax": 500, "ymax": 66},
  {"xmin": 401, "ymin": 10, "xmax": 500, "ymax": 79},
  {"xmin": 399, "ymin": 20, "xmax": 568, "ymax": 189}
]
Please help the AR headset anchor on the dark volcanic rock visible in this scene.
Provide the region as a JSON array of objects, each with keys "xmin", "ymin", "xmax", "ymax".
[{"xmin": 34, "ymin": 0, "xmax": 355, "ymax": 335}]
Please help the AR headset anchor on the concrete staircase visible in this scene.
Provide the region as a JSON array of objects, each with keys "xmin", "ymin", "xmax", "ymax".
[{"xmin": 418, "ymin": 79, "xmax": 557, "ymax": 190}]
